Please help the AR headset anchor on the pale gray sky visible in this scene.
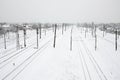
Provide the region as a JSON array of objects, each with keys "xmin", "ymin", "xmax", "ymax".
[{"xmin": 0, "ymin": 0, "xmax": 120, "ymax": 23}]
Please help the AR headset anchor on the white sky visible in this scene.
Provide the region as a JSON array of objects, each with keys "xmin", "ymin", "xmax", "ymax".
[{"xmin": 0, "ymin": 0, "xmax": 120, "ymax": 23}]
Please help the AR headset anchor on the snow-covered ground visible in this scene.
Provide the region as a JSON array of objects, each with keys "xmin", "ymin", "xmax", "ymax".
[{"xmin": 0, "ymin": 26, "xmax": 120, "ymax": 80}]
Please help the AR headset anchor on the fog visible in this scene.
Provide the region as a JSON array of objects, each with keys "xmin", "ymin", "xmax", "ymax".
[{"xmin": 0, "ymin": 0, "xmax": 120, "ymax": 23}]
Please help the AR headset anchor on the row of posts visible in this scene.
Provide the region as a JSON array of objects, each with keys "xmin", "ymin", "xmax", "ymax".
[
  {"xmin": 1, "ymin": 23, "xmax": 118, "ymax": 51},
  {"xmin": 15, "ymin": 24, "xmax": 65, "ymax": 50},
  {"xmin": 82, "ymin": 23, "xmax": 118, "ymax": 51},
  {"xmin": 15, "ymin": 24, "xmax": 42, "ymax": 50},
  {"xmin": 2, "ymin": 23, "xmax": 68, "ymax": 50}
]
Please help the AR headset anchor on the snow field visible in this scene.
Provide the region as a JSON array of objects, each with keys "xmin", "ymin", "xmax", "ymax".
[{"xmin": 0, "ymin": 25, "xmax": 120, "ymax": 80}]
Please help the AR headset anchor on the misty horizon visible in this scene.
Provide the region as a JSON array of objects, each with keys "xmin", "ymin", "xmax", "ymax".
[{"xmin": 0, "ymin": 0, "xmax": 120, "ymax": 23}]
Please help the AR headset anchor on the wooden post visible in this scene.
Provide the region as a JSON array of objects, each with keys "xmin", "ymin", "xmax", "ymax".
[
  {"xmin": 3, "ymin": 33, "xmax": 6, "ymax": 49},
  {"xmin": 36, "ymin": 28, "xmax": 39, "ymax": 49},
  {"xmin": 70, "ymin": 28, "xmax": 72, "ymax": 51},
  {"xmin": 53, "ymin": 24, "xmax": 57, "ymax": 48},
  {"xmin": 23, "ymin": 26, "xmax": 26, "ymax": 47},
  {"xmin": 16, "ymin": 26, "xmax": 20, "ymax": 50},
  {"xmin": 39, "ymin": 24, "xmax": 41, "ymax": 39},
  {"xmin": 115, "ymin": 30, "xmax": 117, "ymax": 51},
  {"xmin": 95, "ymin": 25, "xmax": 97, "ymax": 50}
]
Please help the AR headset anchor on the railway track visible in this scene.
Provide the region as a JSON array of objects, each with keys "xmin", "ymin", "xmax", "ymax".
[
  {"xmin": 0, "ymin": 35, "xmax": 53, "ymax": 69},
  {"xmin": 97, "ymin": 35, "xmax": 120, "ymax": 47},
  {"xmin": 1, "ymin": 39, "xmax": 52, "ymax": 80},
  {"xmin": 77, "ymin": 36, "xmax": 108, "ymax": 80},
  {"xmin": 0, "ymin": 30, "xmax": 35, "ymax": 50},
  {"xmin": 0, "ymin": 29, "xmax": 52, "ymax": 60},
  {"xmin": 77, "ymin": 41, "xmax": 91, "ymax": 80}
]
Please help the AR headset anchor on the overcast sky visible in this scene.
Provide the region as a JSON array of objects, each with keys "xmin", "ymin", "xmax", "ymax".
[{"xmin": 0, "ymin": 0, "xmax": 120, "ymax": 23}]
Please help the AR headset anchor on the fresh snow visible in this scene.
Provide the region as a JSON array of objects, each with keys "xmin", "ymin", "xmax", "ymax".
[{"xmin": 0, "ymin": 26, "xmax": 120, "ymax": 80}]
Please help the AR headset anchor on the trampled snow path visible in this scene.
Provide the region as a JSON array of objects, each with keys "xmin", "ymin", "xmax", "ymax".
[{"xmin": 0, "ymin": 26, "xmax": 120, "ymax": 80}]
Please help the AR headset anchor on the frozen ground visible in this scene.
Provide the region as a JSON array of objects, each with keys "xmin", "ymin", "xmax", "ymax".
[{"xmin": 0, "ymin": 26, "xmax": 120, "ymax": 80}]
